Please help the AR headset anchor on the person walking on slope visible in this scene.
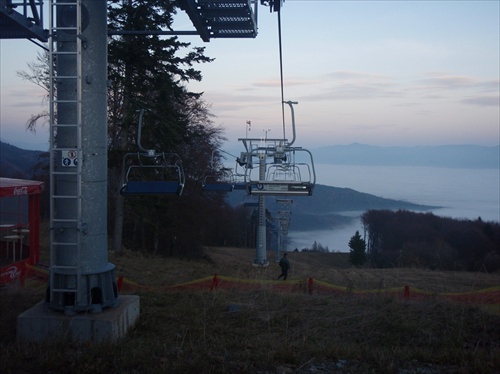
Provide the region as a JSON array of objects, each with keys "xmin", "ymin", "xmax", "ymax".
[{"xmin": 277, "ymin": 253, "xmax": 291, "ymax": 280}]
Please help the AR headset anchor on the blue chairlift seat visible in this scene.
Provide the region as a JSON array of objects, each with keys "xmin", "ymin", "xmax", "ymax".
[
  {"xmin": 202, "ymin": 172, "xmax": 235, "ymax": 192},
  {"xmin": 202, "ymin": 182, "xmax": 234, "ymax": 192},
  {"xmin": 233, "ymin": 182, "xmax": 247, "ymax": 190},
  {"xmin": 121, "ymin": 181, "xmax": 181, "ymax": 196},
  {"xmin": 121, "ymin": 151, "xmax": 185, "ymax": 197}
]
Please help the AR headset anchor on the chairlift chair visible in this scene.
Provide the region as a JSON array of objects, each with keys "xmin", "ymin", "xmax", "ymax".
[
  {"xmin": 235, "ymin": 101, "xmax": 316, "ymax": 196},
  {"xmin": 245, "ymin": 147, "xmax": 316, "ymax": 196},
  {"xmin": 120, "ymin": 151, "xmax": 185, "ymax": 196},
  {"xmin": 120, "ymin": 109, "xmax": 186, "ymax": 196},
  {"xmin": 202, "ymin": 168, "xmax": 235, "ymax": 192}
]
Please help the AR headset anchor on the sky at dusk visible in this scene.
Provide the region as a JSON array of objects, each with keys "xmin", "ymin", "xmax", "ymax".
[{"xmin": 0, "ymin": 0, "xmax": 499, "ymax": 151}]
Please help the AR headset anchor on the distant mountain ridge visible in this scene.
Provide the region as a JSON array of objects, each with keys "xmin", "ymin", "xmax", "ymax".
[
  {"xmin": 226, "ymin": 184, "xmax": 437, "ymax": 231},
  {"xmin": 311, "ymin": 144, "xmax": 499, "ymax": 169}
]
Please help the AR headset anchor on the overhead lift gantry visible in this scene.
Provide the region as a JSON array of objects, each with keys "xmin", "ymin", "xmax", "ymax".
[
  {"xmin": 178, "ymin": 0, "xmax": 258, "ymax": 42},
  {"xmin": 0, "ymin": 0, "xmax": 48, "ymax": 41}
]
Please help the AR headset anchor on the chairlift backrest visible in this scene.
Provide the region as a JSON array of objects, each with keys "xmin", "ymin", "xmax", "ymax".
[
  {"xmin": 244, "ymin": 146, "xmax": 314, "ymax": 180},
  {"xmin": 120, "ymin": 109, "xmax": 185, "ymax": 196},
  {"xmin": 235, "ymin": 101, "xmax": 317, "ymax": 196},
  {"xmin": 267, "ymin": 164, "xmax": 302, "ymax": 182},
  {"xmin": 120, "ymin": 151, "xmax": 185, "ymax": 196},
  {"xmin": 202, "ymin": 166, "xmax": 235, "ymax": 192},
  {"xmin": 241, "ymin": 145, "xmax": 316, "ymax": 196}
]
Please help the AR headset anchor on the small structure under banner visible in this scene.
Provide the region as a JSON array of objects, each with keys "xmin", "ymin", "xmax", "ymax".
[{"xmin": 0, "ymin": 177, "xmax": 44, "ymax": 285}]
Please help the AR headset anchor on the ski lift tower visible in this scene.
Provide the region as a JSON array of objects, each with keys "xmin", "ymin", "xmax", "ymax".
[
  {"xmin": 3, "ymin": 0, "xmax": 276, "ymax": 342},
  {"xmin": 238, "ymin": 102, "xmax": 316, "ymax": 267},
  {"xmin": 5, "ymin": 0, "xmax": 134, "ymax": 342}
]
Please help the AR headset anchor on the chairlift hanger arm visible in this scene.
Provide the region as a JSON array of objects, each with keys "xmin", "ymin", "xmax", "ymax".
[
  {"xmin": 283, "ymin": 100, "xmax": 297, "ymax": 146},
  {"xmin": 210, "ymin": 147, "xmax": 239, "ymax": 169},
  {"xmin": 136, "ymin": 109, "xmax": 155, "ymax": 155}
]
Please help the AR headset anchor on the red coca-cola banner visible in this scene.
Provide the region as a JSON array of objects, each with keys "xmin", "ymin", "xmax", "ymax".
[{"xmin": 0, "ymin": 178, "xmax": 44, "ymax": 197}]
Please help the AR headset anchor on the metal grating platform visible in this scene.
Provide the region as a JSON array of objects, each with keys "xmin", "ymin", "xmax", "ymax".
[
  {"xmin": 178, "ymin": 0, "xmax": 257, "ymax": 42},
  {"xmin": 0, "ymin": 1, "xmax": 47, "ymax": 42}
]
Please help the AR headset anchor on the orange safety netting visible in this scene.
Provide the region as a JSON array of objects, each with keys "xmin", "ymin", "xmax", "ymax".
[{"xmin": 21, "ymin": 265, "xmax": 500, "ymax": 306}]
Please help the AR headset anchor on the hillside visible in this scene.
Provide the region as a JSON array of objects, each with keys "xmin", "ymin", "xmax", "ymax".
[
  {"xmin": 227, "ymin": 184, "xmax": 437, "ymax": 230},
  {"xmin": 2, "ymin": 248, "xmax": 499, "ymax": 373},
  {"xmin": 0, "ymin": 141, "xmax": 48, "ymax": 179}
]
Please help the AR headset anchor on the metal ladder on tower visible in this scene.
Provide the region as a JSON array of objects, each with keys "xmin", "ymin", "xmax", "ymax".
[{"xmin": 48, "ymin": 0, "xmax": 84, "ymax": 312}]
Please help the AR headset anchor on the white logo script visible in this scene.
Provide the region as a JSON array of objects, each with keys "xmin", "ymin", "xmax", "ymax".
[
  {"xmin": 13, "ymin": 186, "xmax": 28, "ymax": 195},
  {"xmin": 1, "ymin": 266, "xmax": 21, "ymax": 280}
]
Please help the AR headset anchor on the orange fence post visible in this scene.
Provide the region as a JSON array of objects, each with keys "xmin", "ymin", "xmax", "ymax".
[
  {"xmin": 404, "ymin": 285, "xmax": 410, "ymax": 300},
  {"xmin": 307, "ymin": 277, "xmax": 314, "ymax": 295},
  {"xmin": 210, "ymin": 274, "xmax": 219, "ymax": 291},
  {"xmin": 20, "ymin": 262, "xmax": 27, "ymax": 287},
  {"xmin": 117, "ymin": 275, "xmax": 124, "ymax": 292}
]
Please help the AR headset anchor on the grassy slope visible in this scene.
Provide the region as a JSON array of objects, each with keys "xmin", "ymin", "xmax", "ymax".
[
  {"xmin": 111, "ymin": 247, "xmax": 499, "ymax": 294},
  {"xmin": 1, "ymin": 247, "xmax": 499, "ymax": 373}
]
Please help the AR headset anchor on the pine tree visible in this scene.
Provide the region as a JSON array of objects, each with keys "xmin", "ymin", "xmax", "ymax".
[
  {"xmin": 311, "ymin": 241, "xmax": 318, "ymax": 252},
  {"xmin": 349, "ymin": 231, "xmax": 366, "ymax": 267},
  {"xmin": 106, "ymin": 1, "xmax": 222, "ymax": 255},
  {"xmin": 18, "ymin": 2, "xmax": 250, "ymax": 255}
]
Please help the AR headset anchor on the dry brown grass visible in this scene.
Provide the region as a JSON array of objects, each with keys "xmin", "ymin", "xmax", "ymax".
[
  {"xmin": 111, "ymin": 246, "xmax": 499, "ymax": 294},
  {"xmin": 1, "ymin": 246, "xmax": 499, "ymax": 373}
]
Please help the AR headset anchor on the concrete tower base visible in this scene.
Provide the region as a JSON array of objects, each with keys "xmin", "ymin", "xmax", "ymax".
[{"xmin": 16, "ymin": 295, "xmax": 140, "ymax": 343}]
